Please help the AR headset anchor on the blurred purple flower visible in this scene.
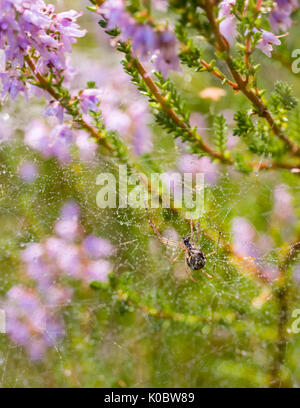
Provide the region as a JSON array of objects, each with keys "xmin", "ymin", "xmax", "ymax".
[
  {"xmin": 231, "ymin": 217, "xmax": 258, "ymax": 258},
  {"xmin": 270, "ymin": 0, "xmax": 298, "ymax": 33},
  {"xmin": 54, "ymin": 202, "xmax": 81, "ymax": 241},
  {"xmin": 293, "ymin": 263, "xmax": 300, "ymax": 283},
  {"xmin": 82, "ymin": 235, "xmax": 114, "ymax": 258},
  {"xmin": 48, "ymin": 124, "xmax": 74, "ymax": 164},
  {"xmin": 259, "ymin": 264, "xmax": 280, "ymax": 282},
  {"xmin": 97, "ymin": 0, "xmax": 180, "ymax": 77},
  {"xmin": 99, "ymin": 76, "xmax": 153, "ymax": 155},
  {"xmin": 44, "ymin": 101, "xmax": 64, "ymax": 124},
  {"xmin": 75, "ymin": 131, "xmax": 97, "ymax": 162},
  {"xmin": 25, "ymin": 120, "xmax": 97, "ymax": 164},
  {"xmin": 273, "ymin": 184, "xmax": 294, "ymax": 221},
  {"xmin": 128, "ymin": 101, "xmax": 153, "ymax": 155},
  {"xmin": 80, "ymin": 89, "xmax": 102, "ymax": 114},
  {"xmin": 190, "ymin": 113, "xmax": 208, "ymax": 135},
  {"xmin": 5, "ymin": 201, "xmax": 114, "ymax": 360},
  {"xmin": 18, "ymin": 160, "xmax": 38, "ymax": 183},
  {"xmin": 0, "ymin": 71, "xmax": 27, "ymax": 100},
  {"xmin": 25, "ymin": 120, "xmax": 52, "ymax": 158},
  {"xmin": 178, "ymin": 154, "xmax": 218, "ymax": 185},
  {"xmin": 5, "ymin": 286, "xmax": 64, "ymax": 361},
  {"xmin": 153, "ymin": 0, "xmax": 168, "ymax": 11},
  {"xmin": 85, "ymin": 259, "xmax": 111, "ymax": 283},
  {"xmin": 132, "ymin": 25, "xmax": 157, "ymax": 59},
  {"xmin": 153, "ymin": 30, "xmax": 181, "ymax": 77}
]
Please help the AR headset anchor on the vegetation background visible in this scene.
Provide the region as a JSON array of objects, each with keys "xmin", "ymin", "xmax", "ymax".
[{"xmin": 0, "ymin": 0, "xmax": 300, "ymax": 388}]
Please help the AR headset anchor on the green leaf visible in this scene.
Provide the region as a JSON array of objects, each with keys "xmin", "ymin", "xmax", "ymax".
[
  {"xmin": 271, "ymin": 81, "xmax": 298, "ymax": 112},
  {"xmin": 214, "ymin": 114, "xmax": 228, "ymax": 154}
]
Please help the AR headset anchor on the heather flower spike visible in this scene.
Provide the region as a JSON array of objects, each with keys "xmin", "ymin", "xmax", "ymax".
[
  {"xmin": 5, "ymin": 202, "xmax": 113, "ymax": 360},
  {"xmin": 96, "ymin": 0, "xmax": 180, "ymax": 77},
  {"xmin": 0, "ymin": 0, "xmax": 86, "ymax": 99}
]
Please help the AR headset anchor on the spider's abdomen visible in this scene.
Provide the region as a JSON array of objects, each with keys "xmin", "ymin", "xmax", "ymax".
[{"xmin": 186, "ymin": 249, "xmax": 206, "ymax": 270}]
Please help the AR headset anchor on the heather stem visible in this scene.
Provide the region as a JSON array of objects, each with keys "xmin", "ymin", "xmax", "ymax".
[
  {"xmin": 131, "ymin": 55, "xmax": 300, "ymax": 171},
  {"xmin": 201, "ymin": 0, "xmax": 300, "ymax": 157}
]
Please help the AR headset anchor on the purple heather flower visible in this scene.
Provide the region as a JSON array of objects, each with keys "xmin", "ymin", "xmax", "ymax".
[
  {"xmin": 5, "ymin": 200, "xmax": 114, "ymax": 360},
  {"xmin": 132, "ymin": 25, "xmax": 157, "ymax": 59},
  {"xmin": 270, "ymin": 9, "xmax": 292, "ymax": 32},
  {"xmin": 293, "ymin": 263, "xmax": 300, "ymax": 283},
  {"xmin": 48, "ymin": 124, "xmax": 74, "ymax": 163},
  {"xmin": 18, "ymin": 160, "xmax": 38, "ymax": 183},
  {"xmin": 178, "ymin": 154, "xmax": 218, "ymax": 185},
  {"xmin": 82, "ymin": 235, "xmax": 114, "ymax": 259},
  {"xmin": 132, "ymin": 125, "xmax": 153, "ymax": 155},
  {"xmin": 80, "ymin": 88, "xmax": 102, "ymax": 114},
  {"xmin": 25, "ymin": 120, "xmax": 97, "ymax": 164},
  {"xmin": 60, "ymin": 201, "xmax": 80, "ymax": 220},
  {"xmin": 100, "ymin": 0, "xmax": 126, "ymax": 30},
  {"xmin": 72, "ymin": 59, "xmax": 154, "ymax": 156},
  {"xmin": 45, "ymin": 285, "xmax": 73, "ymax": 307},
  {"xmin": 54, "ymin": 202, "xmax": 81, "ymax": 241},
  {"xmin": 5, "ymin": 285, "xmax": 64, "ymax": 361},
  {"xmin": 219, "ymin": 0, "xmax": 236, "ymax": 16},
  {"xmin": 0, "ymin": 72, "xmax": 26, "ymax": 100},
  {"xmin": 219, "ymin": 16, "xmax": 237, "ymax": 44},
  {"xmin": 56, "ymin": 243, "xmax": 82, "ymax": 278},
  {"xmin": 190, "ymin": 113, "xmax": 209, "ymax": 137},
  {"xmin": 153, "ymin": 0, "xmax": 169, "ymax": 11},
  {"xmin": 55, "ymin": 10, "xmax": 87, "ymax": 48},
  {"xmin": 44, "ymin": 101, "xmax": 64, "ymax": 124},
  {"xmin": 75, "ymin": 131, "xmax": 97, "ymax": 162},
  {"xmin": 276, "ymin": 0, "xmax": 298, "ymax": 11},
  {"xmin": 44, "ymin": 237, "xmax": 67, "ymax": 260},
  {"xmin": 128, "ymin": 101, "xmax": 152, "ymax": 155},
  {"xmin": 97, "ymin": 0, "xmax": 180, "ymax": 76},
  {"xmin": 231, "ymin": 217, "xmax": 258, "ymax": 258},
  {"xmin": 25, "ymin": 120, "xmax": 53, "ymax": 158},
  {"xmin": 273, "ymin": 184, "xmax": 294, "ymax": 220},
  {"xmin": 270, "ymin": 0, "xmax": 299, "ymax": 33},
  {"xmin": 22, "ymin": 242, "xmax": 44, "ymax": 265},
  {"xmin": 153, "ymin": 29, "xmax": 181, "ymax": 77},
  {"xmin": 255, "ymin": 29, "xmax": 281, "ymax": 57},
  {"xmin": 85, "ymin": 259, "xmax": 111, "ymax": 283},
  {"xmin": 0, "ymin": 1, "xmax": 86, "ymax": 100},
  {"xmin": 219, "ymin": 0, "xmax": 237, "ymax": 44},
  {"xmin": 103, "ymin": 108, "xmax": 131, "ymax": 135}
]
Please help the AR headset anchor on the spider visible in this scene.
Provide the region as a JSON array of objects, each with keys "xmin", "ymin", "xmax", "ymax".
[{"xmin": 146, "ymin": 209, "xmax": 221, "ymax": 283}]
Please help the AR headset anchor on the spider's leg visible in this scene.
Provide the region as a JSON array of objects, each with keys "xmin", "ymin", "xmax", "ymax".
[
  {"xmin": 146, "ymin": 208, "xmax": 182, "ymax": 249},
  {"xmin": 195, "ymin": 220, "xmax": 201, "ymax": 244},
  {"xmin": 184, "ymin": 255, "xmax": 202, "ymax": 284},
  {"xmin": 190, "ymin": 219, "xmax": 194, "ymax": 244},
  {"xmin": 163, "ymin": 250, "xmax": 182, "ymax": 263},
  {"xmin": 201, "ymin": 269, "xmax": 213, "ymax": 279}
]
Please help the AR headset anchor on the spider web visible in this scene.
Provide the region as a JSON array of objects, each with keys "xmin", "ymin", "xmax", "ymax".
[{"xmin": 0, "ymin": 0, "xmax": 300, "ymax": 389}]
